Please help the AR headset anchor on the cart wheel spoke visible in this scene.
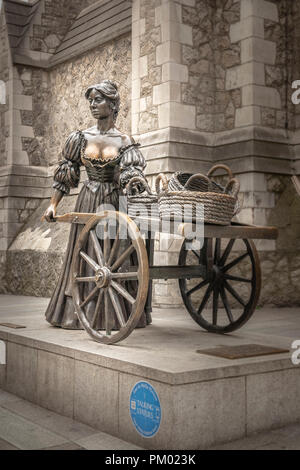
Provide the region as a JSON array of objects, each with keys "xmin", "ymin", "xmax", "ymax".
[
  {"xmin": 186, "ymin": 279, "xmax": 209, "ymax": 297},
  {"xmin": 199, "ymin": 238, "xmax": 208, "ymax": 265},
  {"xmin": 191, "ymin": 250, "xmax": 201, "ymax": 261},
  {"xmin": 104, "ymin": 290, "xmax": 111, "ymax": 336},
  {"xmin": 197, "ymin": 283, "xmax": 213, "ymax": 314},
  {"xmin": 80, "ymin": 285, "xmax": 99, "ymax": 308},
  {"xmin": 91, "ymin": 289, "xmax": 104, "ymax": 329},
  {"xmin": 225, "ymin": 274, "xmax": 252, "ymax": 283},
  {"xmin": 214, "ymin": 238, "xmax": 221, "ymax": 264},
  {"xmin": 80, "ymin": 251, "xmax": 101, "ymax": 271},
  {"xmin": 222, "ymin": 252, "xmax": 248, "ymax": 272},
  {"xmin": 111, "ymin": 280, "xmax": 136, "ymax": 305},
  {"xmin": 75, "ymin": 276, "xmax": 96, "ymax": 283},
  {"xmin": 219, "ymin": 239, "xmax": 235, "ymax": 266},
  {"xmin": 107, "ymin": 226, "xmax": 120, "ymax": 267},
  {"xmin": 108, "ymin": 287, "xmax": 126, "ymax": 327},
  {"xmin": 220, "ymin": 285, "xmax": 234, "ymax": 323},
  {"xmin": 179, "ymin": 237, "xmax": 261, "ymax": 334},
  {"xmin": 103, "ymin": 222, "xmax": 110, "ymax": 264},
  {"xmin": 90, "ymin": 230, "xmax": 105, "ymax": 266},
  {"xmin": 110, "ymin": 244, "xmax": 135, "ymax": 272},
  {"xmin": 224, "ymin": 280, "xmax": 246, "ymax": 307},
  {"xmin": 72, "ymin": 211, "xmax": 149, "ymax": 344},
  {"xmin": 212, "ymin": 287, "xmax": 219, "ymax": 326}
]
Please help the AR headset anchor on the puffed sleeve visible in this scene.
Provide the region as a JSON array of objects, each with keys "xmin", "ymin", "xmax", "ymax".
[
  {"xmin": 52, "ymin": 131, "xmax": 84, "ymax": 195},
  {"xmin": 119, "ymin": 143, "xmax": 147, "ymax": 190}
]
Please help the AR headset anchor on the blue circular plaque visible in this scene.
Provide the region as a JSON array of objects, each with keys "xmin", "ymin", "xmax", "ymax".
[{"xmin": 130, "ymin": 381, "xmax": 161, "ymax": 437}]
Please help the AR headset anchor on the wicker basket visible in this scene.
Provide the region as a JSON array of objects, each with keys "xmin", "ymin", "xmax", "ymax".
[
  {"xmin": 155, "ymin": 165, "xmax": 240, "ymax": 225},
  {"xmin": 127, "ymin": 176, "xmax": 159, "ymax": 219},
  {"xmin": 168, "ymin": 165, "xmax": 230, "ymax": 193}
]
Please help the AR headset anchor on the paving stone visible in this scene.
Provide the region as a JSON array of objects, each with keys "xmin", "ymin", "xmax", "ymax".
[
  {"xmin": 209, "ymin": 423, "xmax": 300, "ymax": 450},
  {"xmin": 0, "ymin": 437, "xmax": 19, "ymax": 450},
  {"xmin": 0, "ymin": 407, "xmax": 68, "ymax": 450},
  {"xmin": 0, "ymin": 389, "xmax": 21, "ymax": 406},
  {"xmin": 2, "ymin": 398, "xmax": 98, "ymax": 441},
  {"xmin": 42, "ymin": 442, "xmax": 85, "ymax": 450},
  {"xmin": 75, "ymin": 432, "xmax": 143, "ymax": 451}
]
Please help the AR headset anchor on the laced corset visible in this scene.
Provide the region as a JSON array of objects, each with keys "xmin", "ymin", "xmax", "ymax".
[{"xmin": 52, "ymin": 130, "xmax": 146, "ymax": 195}]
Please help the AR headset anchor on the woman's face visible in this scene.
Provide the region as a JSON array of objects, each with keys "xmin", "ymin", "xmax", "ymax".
[{"xmin": 88, "ymin": 88, "xmax": 113, "ymax": 120}]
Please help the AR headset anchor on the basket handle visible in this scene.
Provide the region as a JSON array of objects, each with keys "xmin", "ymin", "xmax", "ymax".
[
  {"xmin": 127, "ymin": 176, "xmax": 152, "ymax": 195},
  {"xmin": 155, "ymin": 173, "xmax": 169, "ymax": 194},
  {"xmin": 184, "ymin": 173, "xmax": 210, "ymax": 190},
  {"xmin": 225, "ymin": 178, "xmax": 240, "ymax": 199},
  {"xmin": 207, "ymin": 164, "xmax": 233, "ymax": 180}
]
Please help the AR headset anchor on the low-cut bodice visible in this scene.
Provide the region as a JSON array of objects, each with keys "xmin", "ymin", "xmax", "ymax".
[{"xmin": 52, "ymin": 130, "xmax": 146, "ymax": 195}]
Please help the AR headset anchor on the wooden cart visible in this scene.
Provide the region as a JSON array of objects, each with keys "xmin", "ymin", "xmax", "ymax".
[{"xmin": 56, "ymin": 211, "xmax": 278, "ymax": 344}]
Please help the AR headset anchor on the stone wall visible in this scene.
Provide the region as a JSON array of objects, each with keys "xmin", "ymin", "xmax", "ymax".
[
  {"xmin": 0, "ymin": 3, "xmax": 11, "ymax": 283},
  {"xmin": 0, "ymin": 5, "xmax": 9, "ymax": 167},
  {"xmin": 292, "ymin": 0, "xmax": 300, "ymax": 131},
  {"xmin": 135, "ymin": 0, "xmax": 161, "ymax": 134},
  {"xmin": 261, "ymin": 0, "xmax": 289, "ymax": 130},
  {"xmin": 4, "ymin": 194, "xmax": 76, "ymax": 296},
  {"xmin": 133, "ymin": 0, "xmax": 242, "ymax": 135},
  {"xmin": 132, "ymin": 0, "xmax": 293, "ymax": 135},
  {"xmin": 237, "ymin": 174, "xmax": 300, "ymax": 306},
  {"xmin": 15, "ymin": 32, "xmax": 132, "ymax": 167},
  {"xmin": 258, "ymin": 175, "xmax": 300, "ymax": 306},
  {"xmin": 182, "ymin": 0, "xmax": 241, "ymax": 133}
]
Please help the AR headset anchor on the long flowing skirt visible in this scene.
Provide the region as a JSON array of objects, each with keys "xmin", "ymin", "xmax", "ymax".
[{"xmin": 45, "ymin": 182, "xmax": 149, "ymax": 329}]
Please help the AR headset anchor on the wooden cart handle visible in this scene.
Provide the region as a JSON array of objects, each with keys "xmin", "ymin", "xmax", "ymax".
[{"xmin": 54, "ymin": 212, "xmax": 95, "ymax": 224}]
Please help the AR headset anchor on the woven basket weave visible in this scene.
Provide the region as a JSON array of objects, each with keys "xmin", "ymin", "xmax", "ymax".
[
  {"xmin": 127, "ymin": 176, "xmax": 159, "ymax": 219},
  {"xmin": 169, "ymin": 166, "xmax": 229, "ymax": 193},
  {"xmin": 156, "ymin": 165, "xmax": 240, "ymax": 225}
]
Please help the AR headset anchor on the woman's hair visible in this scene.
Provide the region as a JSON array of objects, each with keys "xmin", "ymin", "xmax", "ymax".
[{"xmin": 85, "ymin": 80, "xmax": 120, "ymax": 122}]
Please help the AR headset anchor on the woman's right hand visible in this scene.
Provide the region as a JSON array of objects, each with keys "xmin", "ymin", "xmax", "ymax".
[{"xmin": 43, "ymin": 204, "xmax": 57, "ymax": 222}]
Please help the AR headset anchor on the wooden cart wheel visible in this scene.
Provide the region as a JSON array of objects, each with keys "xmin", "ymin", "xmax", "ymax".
[
  {"xmin": 178, "ymin": 237, "xmax": 261, "ymax": 333},
  {"xmin": 72, "ymin": 211, "xmax": 149, "ymax": 344}
]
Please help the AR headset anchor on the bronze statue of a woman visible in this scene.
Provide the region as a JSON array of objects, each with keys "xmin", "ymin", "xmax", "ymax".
[{"xmin": 43, "ymin": 80, "xmax": 149, "ymax": 329}]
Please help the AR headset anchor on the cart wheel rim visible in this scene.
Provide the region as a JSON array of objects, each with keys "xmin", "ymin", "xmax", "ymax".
[
  {"xmin": 71, "ymin": 211, "xmax": 149, "ymax": 344},
  {"xmin": 179, "ymin": 237, "xmax": 261, "ymax": 333}
]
